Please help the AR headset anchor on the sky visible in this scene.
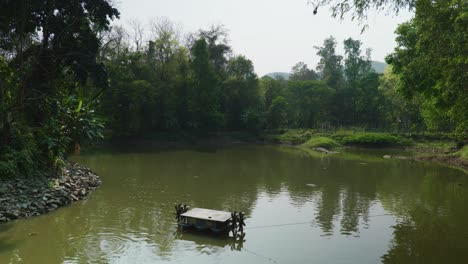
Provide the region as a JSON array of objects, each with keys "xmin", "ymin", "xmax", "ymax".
[{"xmin": 112, "ymin": 0, "xmax": 414, "ymax": 76}]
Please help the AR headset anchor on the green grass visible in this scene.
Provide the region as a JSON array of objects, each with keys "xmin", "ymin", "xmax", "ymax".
[
  {"xmin": 460, "ymin": 145, "xmax": 468, "ymax": 160},
  {"xmin": 301, "ymin": 137, "xmax": 340, "ymax": 149},
  {"xmin": 339, "ymin": 133, "xmax": 413, "ymax": 147},
  {"xmin": 270, "ymin": 129, "xmax": 312, "ymax": 145}
]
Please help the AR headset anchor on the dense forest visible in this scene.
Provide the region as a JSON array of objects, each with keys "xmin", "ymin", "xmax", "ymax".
[{"xmin": 0, "ymin": 0, "xmax": 466, "ymax": 178}]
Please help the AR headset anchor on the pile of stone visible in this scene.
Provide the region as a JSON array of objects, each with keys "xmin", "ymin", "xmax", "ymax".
[{"xmin": 0, "ymin": 162, "xmax": 101, "ymax": 223}]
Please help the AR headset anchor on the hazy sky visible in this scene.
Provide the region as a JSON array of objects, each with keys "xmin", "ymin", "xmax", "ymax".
[{"xmin": 113, "ymin": 0, "xmax": 413, "ymax": 76}]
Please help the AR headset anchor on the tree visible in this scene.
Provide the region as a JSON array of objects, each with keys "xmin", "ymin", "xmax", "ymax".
[
  {"xmin": 0, "ymin": 0, "xmax": 118, "ymax": 175},
  {"xmin": 222, "ymin": 55, "xmax": 261, "ymax": 129},
  {"xmin": 128, "ymin": 19, "xmax": 145, "ymax": 52},
  {"xmin": 290, "ymin": 62, "xmax": 319, "ymax": 81},
  {"xmin": 353, "ymin": 72, "xmax": 385, "ymax": 128},
  {"xmin": 308, "ymin": 0, "xmax": 414, "ymax": 21},
  {"xmin": 378, "ymin": 66, "xmax": 424, "ymax": 132},
  {"xmin": 0, "ymin": 0, "xmax": 119, "ymax": 96},
  {"xmin": 287, "ymin": 81, "xmax": 335, "ymax": 128},
  {"xmin": 261, "ymin": 77, "xmax": 285, "ymax": 111},
  {"xmin": 343, "ymin": 38, "xmax": 375, "ymax": 126},
  {"xmin": 189, "ymin": 38, "xmax": 221, "ymax": 131},
  {"xmin": 386, "ymin": 0, "xmax": 467, "ymax": 136},
  {"xmin": 267, "ymin": 96, "xmax": 289, "ymax": 129},
  {"xmin": 190, "ymin": 25, "xmax": 232, "ymax": 78},
  {"xmin": 343, "ymin": 38, "xmax": 372, "ymax": 86},
  {"xmin": 315, "ymin": 37, "xmax": 344, "ymax": 90}
]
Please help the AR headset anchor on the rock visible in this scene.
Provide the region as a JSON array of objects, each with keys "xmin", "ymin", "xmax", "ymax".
[
  {"xmin": 3, "ymin": 211, "xmax": 19, "ymax": 220},
  {"xmin": 314, "ymin": 147, "xmax": 330, "ymax": 153},
  {"xmin": 383, "ymin": 155, "xmax": 410, "ymax": 160},
  {"xmin": 70, "ymin": 194, "xmax": 78, "ymax": 201},
  {"xmin": 0, "ymin": 161, "xmax": 101, "ymax": 224}
]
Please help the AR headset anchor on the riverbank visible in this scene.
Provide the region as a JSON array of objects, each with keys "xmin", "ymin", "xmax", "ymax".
[
  {"xmin": 97, "ymin": 130, "xmax": 468, "ymax": 172},
  {"xmin": 274, "ymin": 130, "xmax": 467, "ymax": 173},
  {"xmin": 0, "ymin": 162, "xmax": 101, "ymax": 224}
]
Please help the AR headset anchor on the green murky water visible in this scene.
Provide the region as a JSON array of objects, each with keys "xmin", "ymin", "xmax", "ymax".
[{"xmin": 1, "ymin": 145, "xmax": 468, "ymax": 263}]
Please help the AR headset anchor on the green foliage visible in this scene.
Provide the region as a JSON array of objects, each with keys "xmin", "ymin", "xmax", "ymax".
[
  {"xmin": 340, "ymin": 133, "xmax": 413, "ymax": 147},
  {"xmin": 378, "ymin": 66, "xmax": 425, "ymax": 132},
  {"xmin": 302, "ymin": 137, "xmax": 340, "ymax": 149},
  {"xmin": 460, "ymin": 146, "xmax": 468, "ymax": 160},
  {"xmin": 309, "ymin": 0, "xmax": 414, "ymax": 21},
  {"xmin": 275, "ymin": 129, "xmax": 312, "ymax": 145},
  {"xmin": 286, "ymin": 81, "xmax": 335, "ymax": 128},
  {"xmin": 223, "ymin": 56, "xmax": 261, "ymax": 129},
  {"xmin": 189, "ymin": 38, "xmax": 222, "ymax": 131},
  {"xmin": 290, "ymin": 62, "xmax": 318, "ymax": 81},
  {"xmin": 0, "ymin": 125, "xmax": 40, "ymax": 178},
  {"xmin": 386, "ymin": 0, "xmax": 468, "ymax": 136},
  {"xmin": 241, "ymin": 108, "xmax": 264, "ymax": 133},
  {"xmin": 261, "ymin": 77, "xmax": 285, "ymax": 111},
  {"xmin": 267, "ymin": 96, "xmax": 289, "ymax": 129},
  {"xmin": 0, "ymin": 0, "xmax": 117, "ymax": 177},
  {"xmin": 315, "ymin": 37, "xmax": 344, "ymax": 90}
]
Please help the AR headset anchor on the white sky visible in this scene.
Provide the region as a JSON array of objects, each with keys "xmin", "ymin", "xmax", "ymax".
[{"xmin": 113, "ymin": 0, "xmax": 414, "ymax": 76}]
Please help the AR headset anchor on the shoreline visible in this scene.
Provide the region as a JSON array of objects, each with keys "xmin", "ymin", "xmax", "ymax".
[
  {"xmin": 0, "ymin": 162, "xmax": 101, "ymax": 224},
  {"xmin": 101, "ymin": 132, "xmax": 467, "ymax": 174},
  {"xmin": 1, "ymin": 133, "xmax": 465, "ymax": 224},
  {"xmin": 414, "ymin": 155, "xmax": 468, "ymax": 174}
]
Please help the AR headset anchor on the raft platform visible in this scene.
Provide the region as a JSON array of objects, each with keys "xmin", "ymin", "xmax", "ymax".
[{"xmin": 174, "ymin": 204, "xmax": 246, "ymax": 234}]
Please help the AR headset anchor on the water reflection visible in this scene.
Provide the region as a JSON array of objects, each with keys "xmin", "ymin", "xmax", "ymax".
[
  {"xmin": 174, "ymin": 230, "xmax": 246, "ymax": 253},
  {"xmin": 0, "ymin": 145, "xmax": 467, "ymax": 263}
]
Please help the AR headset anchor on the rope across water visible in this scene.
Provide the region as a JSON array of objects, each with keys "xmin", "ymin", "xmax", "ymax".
[{"xmin": 245, "ymin": 213, "xmax": 393, "ymax": 230}]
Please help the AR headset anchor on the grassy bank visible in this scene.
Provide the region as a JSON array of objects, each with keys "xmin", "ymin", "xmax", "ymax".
[
  {"xmin": 263, "ymin": 129, "xmax": 467, "ymax": 173},
  {"xmin": 265, "ymin": 129, "xmax": 413, "ymax": 147},
  {"xmin": 94, "ymin": 129, "xmax": 467, "ymax": 173}
]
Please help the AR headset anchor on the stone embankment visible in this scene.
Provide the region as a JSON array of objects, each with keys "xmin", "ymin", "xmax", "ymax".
[{"xmin": 0, "ymin": 162, "xmax": 101, "ymax": 223}]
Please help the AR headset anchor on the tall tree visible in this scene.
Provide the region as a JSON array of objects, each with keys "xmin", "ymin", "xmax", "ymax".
[
  {"xmin": 0, "ymin": 0, "xmax": 118, "ymax": 175},
  {"xmin": 290, "ymin": 62, "xmax": 319, "ymax": 81},
  {"xmin": 343, "ymin": 38, "xmax": 372, "ymax": 85},
  {"xmin": 386, "ymin": 0, "xmax": 467, "ymax": 136},
  {"xmin": 189, "ymin": 38, "xmax": 221, "ymax": 131},
  {"xmin": 190, "ymin": 25, "xmax": 232, "ymax": 78},
  {"xmin": 343, "ymin": 38, "xmax": 376, "ymax": 126},
  {"xmin": 261, "ymin": 76, "xmax": 285, "ymax": 112},
  {"xmin": 378, "ymin": 66, "xmax": 424, "ymax": 132},
  {"xmin": 287, "ymin": 81, "xmax": 335, "ymax": 128},
  {"xmin": 315, "ymin": 37, "xmax": 344, "ymax": 90},
  {"xmin": 222, "ymin": 55, "xmax": 260, "ymax": 129}
]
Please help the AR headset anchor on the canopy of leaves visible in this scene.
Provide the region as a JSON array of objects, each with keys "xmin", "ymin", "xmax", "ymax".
[{"xmin": 386, "ymin": 0, "xmax": 467, "ymax": 136}]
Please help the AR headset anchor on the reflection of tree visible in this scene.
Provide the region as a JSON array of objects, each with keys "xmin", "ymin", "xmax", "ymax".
[
  {"xmin": 381, "ymin": 169, "xmax": 468, "ymax": 263},
  {"xmin": 315, "ymin": 183, "xmax": 341, "ymax": 234},
  {"xmin": 0, "ymin": 224, "xmax": 17, "ymax": 255}
]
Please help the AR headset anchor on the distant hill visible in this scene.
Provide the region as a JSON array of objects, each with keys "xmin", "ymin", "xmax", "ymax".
[
  {"xmin": 371, "ymin": 61, "xmax": 387, "ymax": 73},
  {"xmin": 264, "ymin": 72, "xmax": 290, "ymax": 80}
]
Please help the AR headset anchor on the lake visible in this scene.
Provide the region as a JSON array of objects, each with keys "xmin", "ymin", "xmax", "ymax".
[{"xmin": 1, "ymin": 145, "xmax": 467, "ymax": 263}]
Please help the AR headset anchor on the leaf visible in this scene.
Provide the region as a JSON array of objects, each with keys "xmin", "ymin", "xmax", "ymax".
[{"xmin": 75, "ymin": 99, "xmax": 83, "ymax": 113}]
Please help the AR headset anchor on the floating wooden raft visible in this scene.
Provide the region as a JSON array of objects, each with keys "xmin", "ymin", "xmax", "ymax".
[{"xmin": 175, "ymin": 204, "xmax": 246, "ymax": 234}]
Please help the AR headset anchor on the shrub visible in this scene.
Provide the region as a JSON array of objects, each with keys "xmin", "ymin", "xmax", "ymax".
[
  {"xmin": 340, "ymin": 133, "xmax": 413, "ymax": 147},
  {"xmin": 277, "ymin": 129, "xmax": 312, "ymax": 145},
  {"xmin": 302, "ymin": 137, "xmax": 340, "ymax": 149},
  {"xmin": 460, "ymin": 145, "xmax": 468, "ymax": 160},
  {"xmin": 0, "ymin": 126, "xmax": 42, "ymax": 178}
]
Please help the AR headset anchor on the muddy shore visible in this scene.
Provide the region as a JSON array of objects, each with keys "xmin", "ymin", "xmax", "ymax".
[
  {"xmin": 415, "ymin": 155, "xmax": 468, "ymax": 173},
  {"xmin": 0, "ymin": 162, "xmax": 101, "ymax": 224}
]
